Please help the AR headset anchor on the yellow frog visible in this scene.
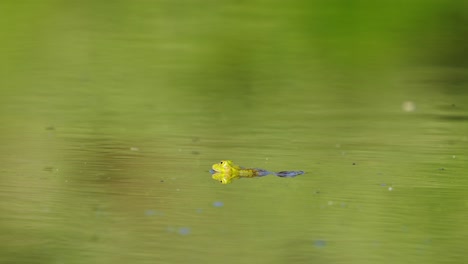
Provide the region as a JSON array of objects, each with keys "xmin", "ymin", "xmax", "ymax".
[
  {"xmin": 210, "ymin": 160, "xmax": 304, "ymax": 184},
  {"xmin": 211, "ymin": 160, "xmax": 259, "ymax": 184}
]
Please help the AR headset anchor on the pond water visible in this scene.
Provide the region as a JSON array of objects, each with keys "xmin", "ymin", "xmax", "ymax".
[{"xmin": 1, "ymin": 1, "xmax": 468, "ymax": 264}]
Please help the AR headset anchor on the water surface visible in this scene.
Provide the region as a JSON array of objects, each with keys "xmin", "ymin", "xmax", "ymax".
[{"xmin": 1, "ymin": 1, "xmax": 468, "ymax": 263}]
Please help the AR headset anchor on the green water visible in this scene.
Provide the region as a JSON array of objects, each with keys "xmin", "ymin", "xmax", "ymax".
[{"xmin": 1, "ymin": 1, "xmax": 468, "ymax": 263}]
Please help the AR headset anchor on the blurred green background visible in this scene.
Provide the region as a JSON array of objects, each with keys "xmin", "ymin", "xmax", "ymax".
[{"xmin": 1, "ymin": 1, "xmax": 468, "ymax": 263}]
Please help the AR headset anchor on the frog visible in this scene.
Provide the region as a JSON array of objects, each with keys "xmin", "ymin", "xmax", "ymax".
[{"xmin": 210, "ymin": 160, "xmax": 304, "ymax": 184}]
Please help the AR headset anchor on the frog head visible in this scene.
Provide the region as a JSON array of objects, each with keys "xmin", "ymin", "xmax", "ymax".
[
  {"xmin": 211, "ymin": 160, "xmax": 240, "ymax": 184},
  {"xmin": 211, "ymin": 160, "xmax": 239, "ymax": 174}
]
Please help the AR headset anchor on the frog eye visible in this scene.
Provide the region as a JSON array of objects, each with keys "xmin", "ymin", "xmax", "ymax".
[{"xmin": 220, "ymin": 161, "xmax": 223, "ymax": 164}]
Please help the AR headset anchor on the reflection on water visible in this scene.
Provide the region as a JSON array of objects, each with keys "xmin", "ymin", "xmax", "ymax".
[{"xmin": 1, "ymin": 1, "xmax": 468, "ymax": 264}]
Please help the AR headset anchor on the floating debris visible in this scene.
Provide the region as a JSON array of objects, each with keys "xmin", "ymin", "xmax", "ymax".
[
  {"xmin": 314, "ymin": 240, "xmax": 327, "ymax": 248},
  {"xmin": 178, "ymin": 227, "xmax": 191, "ymax": 236},
  {"xmin": 145, "ymin": 209, "xmax": 163, "ymax": 216},
  {"xmin": 402, "ymin": 101, "xmax": 416, "ymax": 112},
  {"xmin": 213, "ymin": 201, "xmax": 224, "ymax": 207}
]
